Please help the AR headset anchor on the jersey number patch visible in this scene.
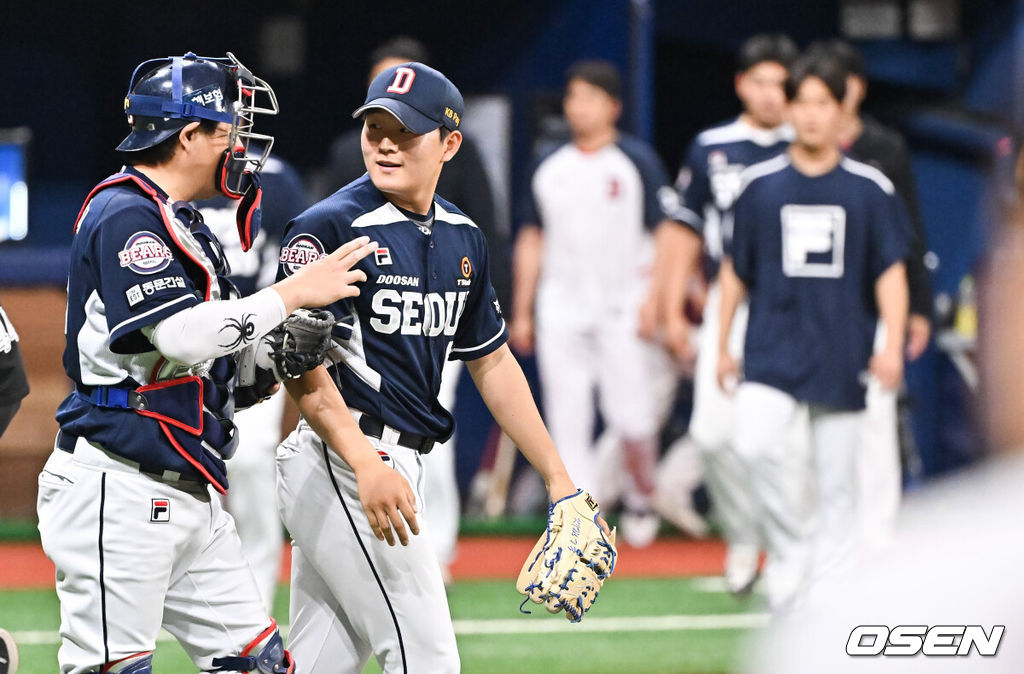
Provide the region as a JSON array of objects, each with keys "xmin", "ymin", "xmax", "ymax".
[{"xmin": 780, "ymin": 205, "xmax": 846, "ymax": 278}]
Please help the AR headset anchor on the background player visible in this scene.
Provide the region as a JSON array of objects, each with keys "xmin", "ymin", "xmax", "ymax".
[
  {"xmin": 275, "ymin": 62, "xmax": 602, "ymax": 672},
  {"xmin": 34, "ymin": 52, "xmax": 391, "ymax": 673},
  {"xmin": 319, "ymin": 36, "xmax": 507, "ymax": 581},
  {"xmin": 649, "ymin": 34, "xmax": 799, "ymax": 591},
  {"xmin": 0, "ymin": 299, "xmax": 29, "ymax": 438},
  {"xmin": 807, "ymin": 38, "xmax": 934, "ymax": 551},
  {"xmin": 717, "ymin": 51, "xmax": 910, "ymax": 612},
  {"xmin": 510, "ymin": 59, "xmax": 679, "ymax": 547},
  {"xmin": 194, "ymin": 155, "xmax": 309, "ymax": 611}
]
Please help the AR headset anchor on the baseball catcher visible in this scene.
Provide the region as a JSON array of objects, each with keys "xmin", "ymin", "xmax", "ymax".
[{"xmin": 517, "ymin": 490, "xmax": 618, "ymax": 622}]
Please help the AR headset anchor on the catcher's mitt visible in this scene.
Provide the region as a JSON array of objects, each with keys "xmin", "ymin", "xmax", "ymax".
[
  {"xmin": 516, "ymin": 490, "xmax": 617, "ymax": 622},
  {"xmin": 265, "ymin": 308, "xmax": 336, "ymax": 379}
]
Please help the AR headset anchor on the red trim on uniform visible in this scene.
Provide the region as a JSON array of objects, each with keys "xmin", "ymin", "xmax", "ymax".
[
  {"xmin": 74, "ymin": 173, "xmax": 215, "ymax": 301},
  {"xmin": 159, "ymin": 421, "xmax": 227, "ymax": 494},
  {"xmin": 101, "ymin": 650, "xmax": 153, "ymax": 673},
  {"xmin": 154, "ymin": 198, "xmax": 214, "ymax": 302},
  {"xmin": 241, "ymin": 619, "xmax": 278, "ymax": 656},
  {"xmin": 73, "ymin": 175, "xmax": 154, "ymax": 234},
  {"xmin": 135, "ymin": 375, "xmax": 204, "ymax": 435}
]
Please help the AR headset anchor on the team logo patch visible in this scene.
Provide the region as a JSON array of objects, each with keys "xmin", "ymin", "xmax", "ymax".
[
  {"xmin": 460, "ymin": 256, "xmax": 472, "ymax": 278},
  {"xmin": 375, "ymin": 247, "xmax": 393, "ymax": 266},
  {"xmin": 150, "ymin": 498, "xmax": 170, "ymax": 523},
  {"xmin": 780, "ymin": 204, "xmax": 847, "ymax": 278},
  {"xmin": 119, "ymin": 232, "xmax": 173, "ymax": 275},
  {"xmin": 279, "ymin": 234, "xmax": 327, "ymax": 276}
]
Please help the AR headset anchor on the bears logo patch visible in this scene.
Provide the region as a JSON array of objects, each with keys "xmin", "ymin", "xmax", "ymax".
[
  {"xmin": 280, "ymin": 234, "xmax": 327, "ymax": 276},
  {"xmin": 119, "ymin": 232, "xmax": 173, "ymax": 275}
]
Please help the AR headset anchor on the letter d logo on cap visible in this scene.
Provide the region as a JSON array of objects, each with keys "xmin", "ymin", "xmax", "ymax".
[{"xmin": 387, "ymin": 67, "xmax": 416, "ymax": 94}]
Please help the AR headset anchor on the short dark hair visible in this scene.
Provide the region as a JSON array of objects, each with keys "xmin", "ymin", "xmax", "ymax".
[
  {"xmin": 119, "ymin": 118, "xmax": 220, "ymax": 166},
  {"xmin": 566, "ymin": 60, "xmax": 622, "ymax": 100},
  {"xmin": 737, "ymin": 33, "xmax": 799, "ymax": 72},
  {"xmin": 785, "ymin": 52, "xmax": 848, "ymax": 102},
  {"xmin": 806, "ymin": 38, "xmax": 866, "ymax": 80},
  {"xmin": 369, "ymin": 36, "xmax": 432, "ymax": 70}
]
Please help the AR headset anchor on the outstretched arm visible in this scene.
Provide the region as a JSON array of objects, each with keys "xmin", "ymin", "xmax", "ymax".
[{"xmin": 284, "ymin": 366, "xmax": 419, "ymax": 546}]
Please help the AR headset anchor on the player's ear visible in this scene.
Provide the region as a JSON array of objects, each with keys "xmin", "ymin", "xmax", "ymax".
[
  {"xmin": 178, "ymin": 122, "xmax": 203, "ymax": 153},
  {"xmin": 441, "ymin": 129, "xmax": 462, "ymax": 164}
]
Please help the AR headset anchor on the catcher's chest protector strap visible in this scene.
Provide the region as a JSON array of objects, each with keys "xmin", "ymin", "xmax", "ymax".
[{"xmin": 74, "ymin": 173, "xmax": 219, "ymax": 301}]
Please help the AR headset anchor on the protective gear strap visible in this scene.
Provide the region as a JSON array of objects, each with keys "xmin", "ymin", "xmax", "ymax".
[
  {"xmin": 210, "ymin": 624, "xmax": 295, "ymax": 673},
  {"xmin": 148, "ymin": 287, "xmax": 286, "ymax": 366},
  {"xmin": 101, "ymin": 651, "xmax": 153, "ymax": 673}
]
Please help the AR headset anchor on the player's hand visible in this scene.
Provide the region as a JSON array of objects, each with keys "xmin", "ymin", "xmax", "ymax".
[
  {"xmin": 664, "ymin": 317, "xmax": 696, "ymax": 365},
  {"xmin": 870, "ymin": 347, "xmax": 904, "ymax": 390},
  {"xmin": 906, "ymin": 314, "xmax": 931, "ymax": 361},
  {"xmin": 637, "ymin": 296, "xmax": 659, "ymax": 340},
  {"xmin": 509, "ymin": 314, "xmax": 535, "ymax": 355},
  {"xmin": 355, "ymin": 460, "xmax": 420, "ymax": 546},
  {"xmin": 273, "ymin": 236, "xmax": 377, "ymax": 311},
  {"xmin": 717, "ymin": 351, "xmax": 739, "ymax": 394}
]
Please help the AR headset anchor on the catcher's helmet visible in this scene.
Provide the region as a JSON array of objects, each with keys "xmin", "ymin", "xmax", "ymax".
[{"xmin": 117, "ymin": 52, "xmax": 278, "ymax": 192}]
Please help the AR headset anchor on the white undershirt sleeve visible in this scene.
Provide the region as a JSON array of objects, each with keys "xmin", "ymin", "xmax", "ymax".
[{"xmin": 147, "ymin": 287, "xmax": 288, "ymax": 366}]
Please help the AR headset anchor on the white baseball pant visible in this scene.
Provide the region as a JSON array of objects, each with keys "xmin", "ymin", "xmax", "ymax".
[
  {"xmin": 671, "ymin": 281, "xmax": 758, "ymax": 548},
  {"xmin": 37, "ymin": 438, "xmax": 271, "ymax": 674},
  {"xmin": 535, "ymin": 287, "xmax": 674, "ymax": 502},
  {"xmin": 734, "ymin": 383, "xmax": 860, "ymax": 612},
  {"xmin": 226, "ymin": 389, "xmax": 287, "ymax": 613},
  {"xmin": 423, "ymin": 357, "xmax": 463, "ymax": 570},
  {"xmin": 858, "ymin": 322, "xmax": 900, "ymax": 551},
  {"xmin": 276, "ymin": 419, "xmax": 458, "ymax": 674}
]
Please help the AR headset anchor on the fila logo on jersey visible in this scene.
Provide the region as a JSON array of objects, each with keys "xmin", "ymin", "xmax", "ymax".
[
  {"xmin": 781, "ymin": 205, "xmax": 847, "ymax": 278},
  {"xmin": 377, "ymin": 450, "xmax": 392, "ymax": 465},
  {"xmin": 280, "ymin": 234, "xmax": 328, "ymax": 275},
  {"xmin": 119, "ymin": 232, "xmax": 173, "ymax": 275},
  {"xmin": 386, "ymin": 67, "xmax": 416, "ymax": 94},
  {"xmin": 370, "ymin": 289, "xmax": 469, "ymax": 336},
  {"xmin": 150, "ymin": 498, "xmax": 170, "ymax": 523},
  {"xmin": 375, "ymin": 247, "xmax": 393, "ymax": 266}
]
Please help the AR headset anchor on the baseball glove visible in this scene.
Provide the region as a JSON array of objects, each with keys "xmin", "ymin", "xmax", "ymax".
[
  {"xmin": 265, "ymin": 308, "xmax": 336, "ymax": 380},
  {"xmin": 516, "ymin": 490, "xmax": 617, "ymax": 622}
]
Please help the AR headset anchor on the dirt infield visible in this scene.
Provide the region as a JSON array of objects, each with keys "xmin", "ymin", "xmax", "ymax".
[{"xmin": 0, "ymin": 537, "xmax": 728, "ymax": 589}]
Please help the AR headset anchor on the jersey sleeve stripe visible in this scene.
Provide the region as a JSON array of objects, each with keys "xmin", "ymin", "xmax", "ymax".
[
  {"xmin": 109, "ymin": 294, "xmax": 200, "ymax": 344},
  {"xmin": 735, "ymin": 154, "xmax": 791, "ymax": 202},
  {"xmin": 840, "ymin": 157, "xmax": 896, "ymax": 195},
  {"xmin": 434, "ymin": 203, "xmax": 477, "ymax": 227},
  {"xmin": 450, "ymin": 320, "xmax": 507, "ymax": 354}
]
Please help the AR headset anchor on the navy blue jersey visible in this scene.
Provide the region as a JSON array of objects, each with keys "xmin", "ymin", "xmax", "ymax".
[
  {"xmin": 729, "ymin": 154, "xmax": 910, "ymax": 410},
  {"xmin": 56, "ymin": 167, "xmax": 240, "ymax": 489},
  {"xmin": 277, "ymin": 175, "xmax": 507, "ymax": 441},
  {"xmin": 195, "ymin": 156, "xmax": 308, "ymax": 297},
  {"xmin": 675, "ymin": 117, "xmax": 793, "ymax": 264}
]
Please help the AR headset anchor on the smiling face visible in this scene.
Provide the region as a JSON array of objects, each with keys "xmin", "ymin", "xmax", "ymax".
[{"xmin": 360, "ymin": 109, "xmax": 461, "ymax": 213}]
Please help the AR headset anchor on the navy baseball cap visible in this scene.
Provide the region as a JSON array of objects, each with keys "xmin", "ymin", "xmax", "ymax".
[{"xmin": 352, "ymin": 62, "xmax": 464, "ymax": 135}]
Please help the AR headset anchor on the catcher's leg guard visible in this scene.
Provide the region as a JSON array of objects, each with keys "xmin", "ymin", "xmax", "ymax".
[
  {"xmin": 210, "ymin": 623, "xmax": 294, "ymax": 673},
  {"xmin": 100, "ymin": 652, "xmax": 153, "ymax": 673}
]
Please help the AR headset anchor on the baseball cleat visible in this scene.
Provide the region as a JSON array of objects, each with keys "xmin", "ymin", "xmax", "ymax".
[
  {"xmin": 724, "ymin": 544, "xmax": 761, "ymax": 596},
  {"xmin": 620, "ymin": 510, "xmax": 660, "ymax": 548},
  {"xmin": 0, "ymin": 628, "xmax": 19, "ymax": 674}
]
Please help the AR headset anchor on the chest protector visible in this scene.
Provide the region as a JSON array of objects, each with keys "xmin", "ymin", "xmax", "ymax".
[{"xmin": 66, "ymin": 173, "xmax": 239, "ymax": 493}]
